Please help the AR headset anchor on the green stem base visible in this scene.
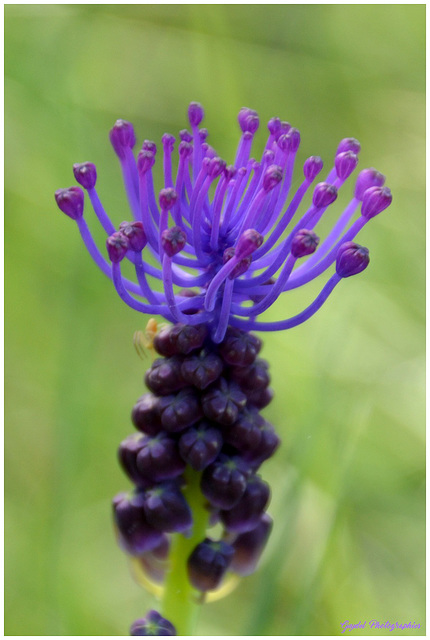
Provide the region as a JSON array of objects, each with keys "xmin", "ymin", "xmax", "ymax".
[{"xmin": 161, "ymin": 469, "xmax": 209, "ymax": 635}]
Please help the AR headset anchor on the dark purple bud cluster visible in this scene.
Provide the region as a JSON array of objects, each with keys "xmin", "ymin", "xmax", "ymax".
[{"xmin": 115, "ymin": 323, "xmax": 278, "ymax": 601}]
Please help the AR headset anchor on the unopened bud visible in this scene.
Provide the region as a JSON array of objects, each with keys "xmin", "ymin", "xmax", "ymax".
[
  {"xmin": 73, "ymin": 162, "xmax": 97, "ymax": 190},
  {"xmin": 106, "ymin": 232, "xmax": 129, "ymax": 263},
  {"xmin": 109, "ymin": 119, "xmax": 136, "ymax": 159},
  {"xmin": 161, "ymin": 226, "xmax": 186, "ymax": 257},
  {"xmin": 336, "ymin": 242, "xmax": 369, "ymax": 278},
  {"xmin": 303, "ymin": 156, "xmax": 324, "ymax": 181},
  {"xmin": 263, "ymin": 165, "xmax": 283, "ymax": 191},
  {"xmin": 312, "ymin": 182, "xmax": 338, "ymax": 208},
  {"xmin": 354, "ymin": 168, "xmax": 385, "ymax": 200},
  {"xmin": 337, "ymin": 137, "xmax": 361, "ymax": 155},
  {"xmin": 137, "ymin": 150, "xmax": 155, "ymax": 175},
  {"xmin": 55, "ymin": 187, "xmax": 84, "ymax": 220},
  {"xmin": 235, "ymin": 229, "xmax": 264, "ymax": 260},
  {"xmin": 159, "ymin": 188, "xmax": 178, "ymax": 211},
  {"xmin": 119, "ymin": 221, "xmax": 147, "ymax": 252},
  {"xmin": 291, "ymin": 229, "xmax": 320, "ymax": 258},
  {"xmin": 335, "ymin": 151, "xmax": 358, "ymax": 180},
  {"xmin": 188, "ymin": 102, "xmax": 204, "ymax": 127},
  {"xmin": 361, "ymin": 186, "xmax": 392, "ymax": 219},
  {"xmin": 238, "ymin": 107, "xmax": 259, "ymax": 133}
]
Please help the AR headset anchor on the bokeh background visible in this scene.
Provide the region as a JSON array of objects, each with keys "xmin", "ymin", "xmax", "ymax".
[{"xmin": 5, "ymin": 4, "xmax": 425, "ymax": 636}]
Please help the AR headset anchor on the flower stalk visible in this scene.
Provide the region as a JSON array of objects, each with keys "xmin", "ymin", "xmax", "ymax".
[{"xmin": 161, "ymin": 469, "xmax": 209, "ymax": 635}]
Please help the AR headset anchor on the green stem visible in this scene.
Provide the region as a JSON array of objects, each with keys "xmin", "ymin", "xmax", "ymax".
[{"xmin": 161, "ymin": 469, "xmax": 209, "ymax": 635}]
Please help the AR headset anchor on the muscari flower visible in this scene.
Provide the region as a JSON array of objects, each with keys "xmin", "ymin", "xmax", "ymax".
[
  {"xmin": 55, "ymin": 102, "xmax": 392, "ymax": 636},
  {"xmin": 55, "ymin": 102, "xmax": 392, "ymax": 344}
]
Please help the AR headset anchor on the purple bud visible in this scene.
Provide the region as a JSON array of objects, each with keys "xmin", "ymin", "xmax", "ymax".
[
  {"xmin": 118, "ymin": 434, "xmax": 147, "ymax": 486},
  {"xmin": 201, "ymin": 454, "xmax": 248, "ymax": 509},
  {"xmin": 312, "ymin": 182, "xmax": 338, "ymax": 208},
  {"xmin": 336, "ymin": 242, "xmax": 370, "ymax": 278},
  {"xmin": 223, "ymin": 407, "xmax": 265, "ymax": 454},
  {"xmin": 354, "ymin": 168, "xmax": 385, "ymax": 200},
  {"xmin": 233, "ymin": 411, "xmax": 278, "ymax": 458},
  {"xmin": 280, "ymin": 121, "xmax": 291, "ymax": 135},
  {"xmin": 231, "ymin": 514, "xmax": 273, "ymax": 576},
  {"xmin": 337, "ymin": 137, "xmax": 361, "ymax": 155},
  {"xmin": 267, "ymin": 117, "xmax": 282, "ymax": 136},
  {"xmin": 145, "ymin": 356, "xmax": 186, "ymax": 396},
  {"xmin": 178, "ymin": 421, "xmax": 223, "ymax": 471},
  {"xmin": 303, "ymin": 156, "xmax": 324, "ymax": 181},
  {"xmin": 142, "ymin": 140, "xmax": 157, "ymax": 154},
  {"xmin": 224, "ymin": 165, "xmax": 237, "ymax": 181},
  {"xmin": 179, "ymin": 129, "xmax": 193, "ymax": 143},
  {"xmin": 55, "ymin": 187, "xmax": 84, "ymax": 220},
  {"xmin": 263, "ymin": 165, "xmax": 283, "ymax": 191},
  {"xmin": 161, "ymin": 226, "xmax": 186, "ymax": 257},
  {"xmin": 230, "ymin": 257, "xmax": 252, "ymax": 279},
  {"xmin": 223, "ymin": 248, "xmax": 252, "ymax": 279},
  {"xmin": 235, "ymin": 229, "xmax": 264, "ymax": 260},
  {"xmin": 220, "ymin": 475, "xmax": 270, "ymax": 533},
  {"xmin": 250, "ymin": 386, "xmax": 274, "ymax": 411},
  {"xmin": 136, "ymin": 433, "xmax": 186, "ymax": 482},
  {"xmin": 188, "ymin": 102, "xmax": 204, "ymax": 127},
  {"xmin": 178, "ymin": 141, "xmax": 193, "ymax": 158},
  {"xmin": 162, "ymin": 133, "xmax": 175, "ymax": 149},
  {"xmin": 263, "ymin": 149, "xmax": 275, "ymax": 165},
  {"xmin": 181, "ymin": 351, "xmax": 224, "ymax": 390},
  {"xmin": 137, "ymin": 150, "xmax": 156, "ymax": 175},
  {"xmin": 113, "ymin": 492, "xmax": 164, "ymax": 555},
  {"xmin": 159, "ymin": 388, "xmax": 203, "ymax": 433},
  {"xmin": 188, "ymin": 538, "xmax": 234, "ymax": 592},
  {"xmin": 73, "ymin": 162, "xmax": 97, "ymax": 190},
  {"xmin": 291, "ymin": 229, "xmax": 320, "ymax": 258},
  {"xmin": 199, "ymin": 128, "xmax": 208, "ymax": 142},
  {"xmin": 153, "ymin": 323, "xmax": 208, "ymax": 357},
  {"xmin": 109, "ymin": 119, "xmax": 136, "ymax": 159},
  {"xmin": 286, "ymin": 127, "xmax": 301, "ymax": 153},
  {"xmin": 208, "ymin": 157, "xmax": 226, "ymax": 179},
  {"xmin": 361, "ymin": 186, "xmax": 392, "ymax": 219},
  {"xmin": 142, "ymin": 482, "xmax": 192, "ymax": 533},
  {"xmin": 230, "ymin": 358, "xmax": 270, "ymax": 394},
  {"xmin": 106, "ymin": 232, "xmax": 129, "ymax": 263},
  {"xmin": 238, "ymin": 107, "xmax": 259, "ymax": 133},
  {"xmin": 202, "ymin": 378, "xmax": 247, "ymax": 426},
  {"xmin": 219, "ymin": 327, "xmax": 261, "ymax": 367},
  {"xmin": 130, "ymin": 610, "xmax": 176, "ymax": 636},
  {"xmin": 276, "ymin": 134, "xmax": 291, "ymax": 153},
  {"xmin": 132, "ymin": 393, "xmax": 162, "ymax": 436},
  {"xmin": 335, "ymin": 151, "xmax": 359, "ymax": 180},
  {"xmin": 119, "ymin": 221, "xmax": 147, "ymax": 252},
  {"xmin": 159, "ymin": 188, "xmax": 178, "ymax": 211}
]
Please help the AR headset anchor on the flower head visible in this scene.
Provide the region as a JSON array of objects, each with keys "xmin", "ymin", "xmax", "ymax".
[{"xmin": 55, "ymin": 102, "xmax": 392, "ymax": 342}]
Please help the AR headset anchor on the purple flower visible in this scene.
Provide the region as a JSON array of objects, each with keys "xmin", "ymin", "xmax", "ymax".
[
  {"xmin": 55, "ymin": 102, "xmax": 392, "ymax": 342},
  {"xmin": 130, "ymin": 610, "xmax": 176, "ymax": 636},
  {"xmin": 187, "ymin": 538, "xmax": 234, "ymax": 591}
]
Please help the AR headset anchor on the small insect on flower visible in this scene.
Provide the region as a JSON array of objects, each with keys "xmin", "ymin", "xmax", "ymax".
[{"xmin": 133, "ymin": 318, "xmax": 167, "ymax": 360}]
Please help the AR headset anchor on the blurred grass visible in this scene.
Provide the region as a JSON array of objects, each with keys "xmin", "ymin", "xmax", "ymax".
[{"xmin": 5, "ymin": 4, "xmax": 425, "ymax": 636}]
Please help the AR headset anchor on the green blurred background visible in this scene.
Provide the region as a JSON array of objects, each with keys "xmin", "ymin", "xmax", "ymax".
[{"xmin": 5, "ymin": 4, "xmax": 425, "ymax": 636}]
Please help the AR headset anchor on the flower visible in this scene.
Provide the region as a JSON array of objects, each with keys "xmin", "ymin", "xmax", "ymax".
[
  {"xmin": 130, "ymin": 610, "xmax": 176, "ymax": 636},
  {"xmin": 55, "ymin": 102, "xmax": 392, "ymax": 343}
]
